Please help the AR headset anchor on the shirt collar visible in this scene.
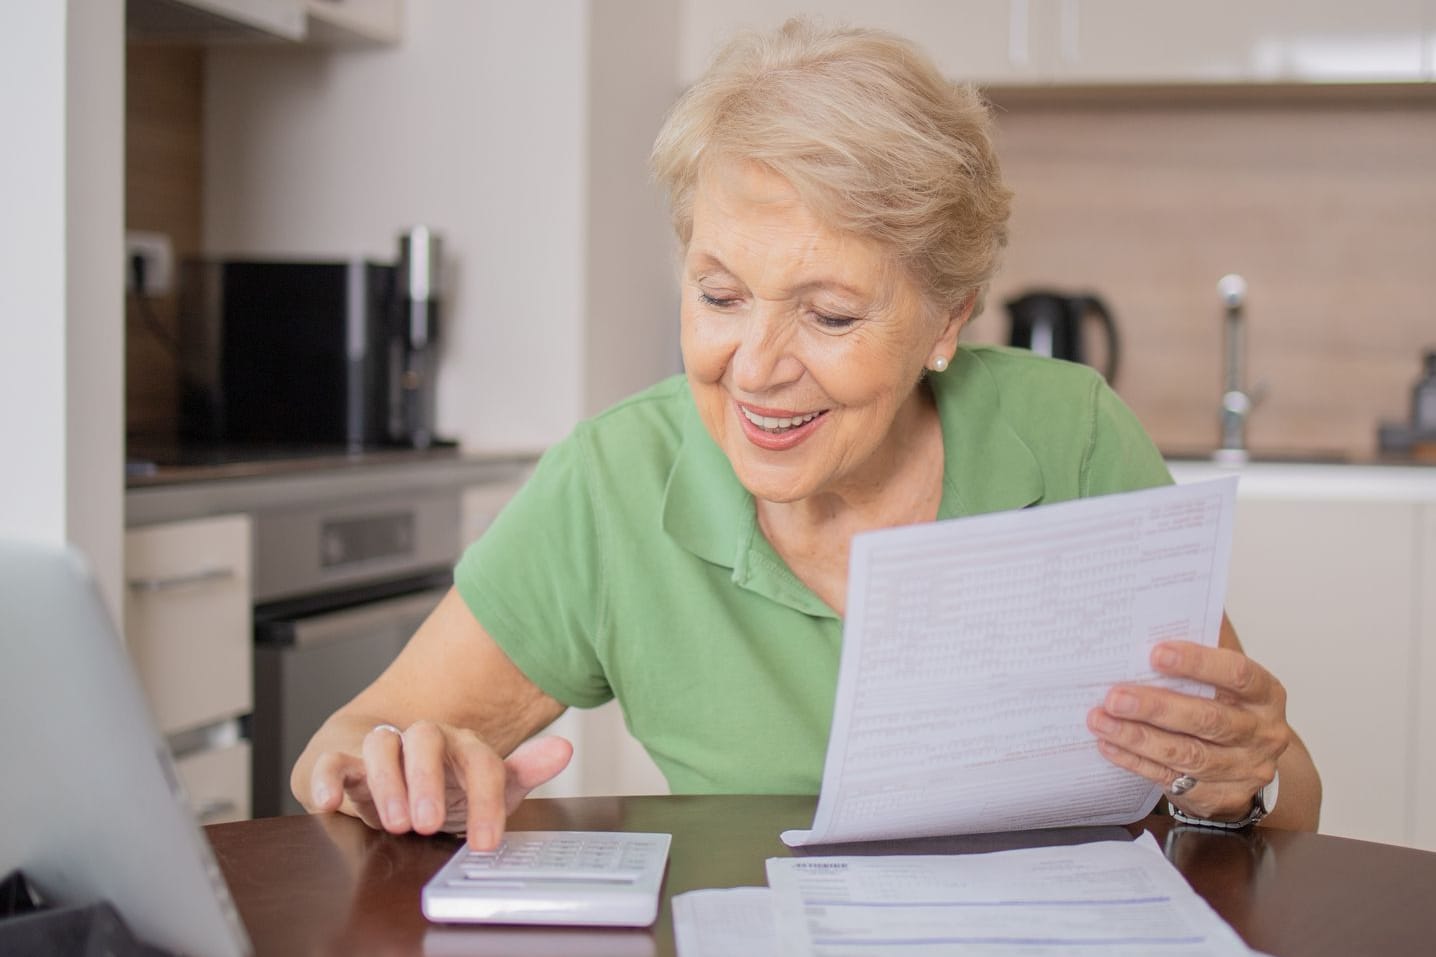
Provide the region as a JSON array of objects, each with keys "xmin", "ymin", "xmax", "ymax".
[
  {"xmin": 661, "ymin": 386, "xmax": 751, "ymax": 570},
  {"xmin": 932, "ymin": 347, "xmax": 1046, "ymax": 519}
]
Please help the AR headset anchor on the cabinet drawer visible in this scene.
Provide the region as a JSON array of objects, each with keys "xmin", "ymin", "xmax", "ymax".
[
  {"xmin": 125, "ymin": 515, "xmax": 253, "ymax": 735},
  {"xmin": 175, "ymin": 740, "xmax": 251, "ymax": 825},
  {"xmin": 1417, "ymin": 504, "xmax": 1436, "ymax": 852},
  {"xmin": 1225, "ymin": 498, "xmax": 1419, "ymax": 847}
]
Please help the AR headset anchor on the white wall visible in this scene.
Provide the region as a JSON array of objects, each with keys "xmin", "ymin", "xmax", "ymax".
[
  {"xmin": 583, "ymin": 0, "xmax": 683, "ymax": 415},
  {"xmin": 67, "ymin": 4, "xmax": 126, "ymax": 622},
  {"xmin": 0, "ymin": 9, "xmax": 67, "ymax": 543},
  {"xmin": 204, "ymin": 0, "xmax": 681, "ymax": 450},
  {"xmin": 0, "ymin": 1, "xmax": 124, "ymax": 622}
]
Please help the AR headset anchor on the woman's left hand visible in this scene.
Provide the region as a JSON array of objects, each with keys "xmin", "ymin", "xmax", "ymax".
[{"xmin": 1087, "ymin": 639, "xmax": 1291, "ymax": 822}]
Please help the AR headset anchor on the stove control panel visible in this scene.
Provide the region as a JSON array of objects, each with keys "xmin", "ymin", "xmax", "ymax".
[{"xmin": 320, "ymin": 513, "xmax": 415, "ymax": 568}]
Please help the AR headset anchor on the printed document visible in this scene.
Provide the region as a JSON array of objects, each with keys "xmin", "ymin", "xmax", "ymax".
[
  {"xmin": 766, "ymin": 834, "xmax": 1254, "ymax": 955},
  {"xmin": 783, "ymin": 478, "xmax": 1238, "ymax": 846},
  {"xmin": 672, "ymin": 887, "xmax": 781, "ymax": 957},
  {"xmin": 672, "ymin": 836, "xmax": 1258, "ymax": 957}
]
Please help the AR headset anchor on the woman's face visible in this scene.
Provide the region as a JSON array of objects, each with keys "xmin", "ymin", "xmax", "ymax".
[{"xmin": 680, "ymin": 161, "xmax": 966, "ymax": 505}]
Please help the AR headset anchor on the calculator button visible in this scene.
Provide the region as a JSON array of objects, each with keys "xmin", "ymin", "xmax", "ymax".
[{"xmin": 456, "ymin": 868, "xmax": 641, "ymax": 883}]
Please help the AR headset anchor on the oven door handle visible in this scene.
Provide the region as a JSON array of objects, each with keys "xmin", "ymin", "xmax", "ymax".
[{"xmin": 271, "ymin": 588, "xmax": 448, "ymax": 647}]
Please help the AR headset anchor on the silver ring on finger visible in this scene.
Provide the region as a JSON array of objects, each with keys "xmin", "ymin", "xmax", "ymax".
[
  {"xmin": 372, "ymin": 723, "xmax": 404, "ymax": 740},
  {"xmin": 1168, "ymin": 773, "xmax": 1198, "ymax": 796}
]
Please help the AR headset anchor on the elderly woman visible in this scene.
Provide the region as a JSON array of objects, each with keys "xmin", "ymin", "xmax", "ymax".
[{"xmin": 295, "ymin": 20, "xmax": 1319, "ymax": 847}]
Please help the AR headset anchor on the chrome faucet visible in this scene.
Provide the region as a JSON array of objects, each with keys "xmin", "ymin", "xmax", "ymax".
[{"xmin": 1215, "ymin": 274, "xmax": 1258, "ymax": 464}]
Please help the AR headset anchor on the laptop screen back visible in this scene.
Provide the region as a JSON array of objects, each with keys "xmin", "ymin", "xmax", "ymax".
[{"xmin": 0, "ymin": 540, "xmax": 251, "ymax": 956}]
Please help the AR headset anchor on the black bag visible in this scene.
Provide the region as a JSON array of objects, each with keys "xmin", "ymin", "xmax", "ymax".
[{"xmin": 0, "ymin": 871, "xmax": 175, "ymax": 957}]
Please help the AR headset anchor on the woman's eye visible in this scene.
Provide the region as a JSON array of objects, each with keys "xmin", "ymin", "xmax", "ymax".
[
  {"xmin": 813, "ymin": 311, "xmax": 858, "ymax": 330},
  {"xmin": 698, "ymin": 292, "xmax": 738, "ymax": 309}
]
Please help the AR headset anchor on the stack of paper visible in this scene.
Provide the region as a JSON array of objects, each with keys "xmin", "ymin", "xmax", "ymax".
[{"xmin": 674, "ymin": 835, "xmax": 1258, "ymax": 956}]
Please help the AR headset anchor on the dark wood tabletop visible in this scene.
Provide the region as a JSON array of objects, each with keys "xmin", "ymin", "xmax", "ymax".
[{"xmin": 207, "ymin": 795, "xmax": 1436, "ymax": 956}]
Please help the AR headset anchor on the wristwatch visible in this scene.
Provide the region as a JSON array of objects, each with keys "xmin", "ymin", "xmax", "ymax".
[{"xmin": 1170, "ymin": 772, "xmax": 1279, "ymax": 830}]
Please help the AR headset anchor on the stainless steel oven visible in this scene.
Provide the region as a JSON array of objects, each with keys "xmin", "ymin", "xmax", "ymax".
[{"xmin": 249, "ymin": 490, "xmax": 461, "ymax": 817}]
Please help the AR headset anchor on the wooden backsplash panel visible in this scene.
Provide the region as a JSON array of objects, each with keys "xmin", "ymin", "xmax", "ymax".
[
  {"xmin": 967, "ymin": 93, "xmax": 1436, "ymax": 460},
  {"xmin": 126, "ymin": 43, "xmax": 204, "ymax": 444}
]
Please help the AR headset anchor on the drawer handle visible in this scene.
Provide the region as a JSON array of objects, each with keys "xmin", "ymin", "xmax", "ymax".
[{"xmin": 127, "ymin": 566, "xmax": 236, "ymax": 593}]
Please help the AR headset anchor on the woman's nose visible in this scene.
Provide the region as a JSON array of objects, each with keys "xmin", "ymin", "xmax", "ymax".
[{"xmin": 730, "ymin": 305, "xmax": 802, "ymax": 394}]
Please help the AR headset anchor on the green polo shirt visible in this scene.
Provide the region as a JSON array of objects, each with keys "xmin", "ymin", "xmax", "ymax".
[{"xmin": 454, "ymin": 344, "xmax": 1172, "ymax": 794}]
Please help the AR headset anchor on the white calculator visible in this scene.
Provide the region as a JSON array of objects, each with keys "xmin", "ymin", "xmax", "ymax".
[{"xmin": 421, "ymin": 831, "xmax": 672, "ymax": 927}]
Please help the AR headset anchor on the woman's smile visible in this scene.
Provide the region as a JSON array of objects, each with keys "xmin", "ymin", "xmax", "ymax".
[{"xmin": 735, "ymin": 400, "xmax": 830, "ymax": 450}]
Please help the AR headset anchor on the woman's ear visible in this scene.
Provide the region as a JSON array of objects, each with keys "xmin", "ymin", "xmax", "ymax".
[{"xmin": 933, "ymin": 293, "xmax": 978, "ymax": 357}]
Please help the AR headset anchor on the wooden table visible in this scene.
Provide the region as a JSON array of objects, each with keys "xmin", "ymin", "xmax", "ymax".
[{"xmin": 207, "ymin": 795, "xmax": 1436, "ymax": 956}]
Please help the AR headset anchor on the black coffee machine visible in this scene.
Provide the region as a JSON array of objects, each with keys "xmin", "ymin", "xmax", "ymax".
[
  {"xmin": 1004, "ymin": 290, "xmax": 1120, "ymax": 384},
  {"xmin": 178, "ymin": 227, "xmax": 451, "ymax": 451}
]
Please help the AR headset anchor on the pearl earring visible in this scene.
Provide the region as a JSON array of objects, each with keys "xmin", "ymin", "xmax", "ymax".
[{"xmin": 930, "ymin": 354, "xmax": 949, "ymax": 373}]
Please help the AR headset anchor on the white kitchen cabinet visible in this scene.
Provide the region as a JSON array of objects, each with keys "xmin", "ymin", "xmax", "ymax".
[
  {"xmin": 175, "ymin": 740, "xmax": 252, "ymax": 825},
  {"xmin": 1429, "ymin": 0, "xmax": 1436, "ymax": 79},
  {"xmin": 1223, "ymin": 498, "xmax": 1418, "ymax": 847},
  {"xmin": 124, "ymin": 515, "xmax": 253, "ymax": 736},
  {"xmin": 127, "ymin": 0, "xmax": 307, "ymax": 42},
  {"xmin": 305, "ymin": 0, "xmax": 403, "ymax": 46},
  {"xmin": 1169, "ymin": 462, "xmax": 1436, "ymax": 850},
  {"xmin": 125, "ymin": 514, "xmax": 252, "ymax": 821},
  {"xmin": 1055, "ymin": 0, "xmax": 1427, "ymax": 84},
  {"xmin": 678, "ymin": 0, "xmax": 1041, "ymax": 87},
  {"xmin": 678, "ymin": 0, "xmax": 1430, "ymax": 87},
  {"xmin": 125, "ymin": 513, "xmax": 254, "ymax": 824},
  {"xmin": 1415, "ymin": 505, "xmax": 1436, "ymax": 849},
  {"xmin": 126, "ymin": 0, "xmax": 401, "ymax": 46}
]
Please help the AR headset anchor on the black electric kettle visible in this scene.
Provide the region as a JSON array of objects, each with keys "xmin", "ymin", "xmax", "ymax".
[{"xmin": 1004, "ymin": 291, "xmax": 1120, "ymax": 384}]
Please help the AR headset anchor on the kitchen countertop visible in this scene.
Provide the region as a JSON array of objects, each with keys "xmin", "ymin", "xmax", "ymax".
[
  {"xmin": 1160, "ymin": 447, "xmax": 1434, "ymax": 468},
  {"xmin": 125, "ymin": 443, "xmax": 1433, "ymax": 528},
  {"xmin": 125, "ymin": 442, "xmax": 535, "ymax": 487},
  {"xmin": 125, "ymin": 447, "xmax": 540, "ymax": 528},
  {"xmin": 1165, "ymin": 455, "xmax": 1436, "ymax": 502}
]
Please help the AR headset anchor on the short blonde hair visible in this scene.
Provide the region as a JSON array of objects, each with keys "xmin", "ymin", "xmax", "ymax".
[{"xmin": 651, "ymin": 18, "xmax": 1012, "ymax": 317}]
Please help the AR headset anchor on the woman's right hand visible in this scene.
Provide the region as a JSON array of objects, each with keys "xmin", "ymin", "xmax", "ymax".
[{"xmin": 306, "ymin": 721, "xmax": 573, "ymax": 850}]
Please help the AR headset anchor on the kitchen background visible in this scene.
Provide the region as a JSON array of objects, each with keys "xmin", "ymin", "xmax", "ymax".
[
  {"xmin": 125, "ymin": 0, "xmax": 1436, "ymax": 460},
  {"xmin": 6, "ymin": 1, "xmax": 1435, "ymax": 852}
]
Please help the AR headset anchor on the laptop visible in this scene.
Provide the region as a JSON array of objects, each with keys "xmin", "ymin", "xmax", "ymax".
[{"xmin": 0, "ymin": 540, "xmax": 252, "ymax": 956}]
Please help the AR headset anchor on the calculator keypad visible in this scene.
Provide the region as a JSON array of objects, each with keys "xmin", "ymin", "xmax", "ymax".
[
  {"xmin": 455, "ymin": 834, "xmax": 651, "ymax": 883},
  {"xmin": 423, "ymin": 830, "xmax": 673, "ymax": 926}
]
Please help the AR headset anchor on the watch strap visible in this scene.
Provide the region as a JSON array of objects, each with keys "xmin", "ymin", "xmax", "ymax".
[
  {"xmin": 1169, "ymin": 798, "xmax": 1266, "ymax": 830},
  {"xmin": 1168, "ymin": 771, "xmax": 1277, "ymax": 830}
]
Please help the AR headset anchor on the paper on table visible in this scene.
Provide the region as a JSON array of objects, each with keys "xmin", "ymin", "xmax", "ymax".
[
  {"xmin": 764, "ymin": 833, "xmax": 1256, "ymax": 955},
  {"xmin": 783, "ymin": 478, "xmax": 1238, "ymax": 846},
  {"xmin": 672, "ymin": 887, "xmax": 781, "ymax": 957}
]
